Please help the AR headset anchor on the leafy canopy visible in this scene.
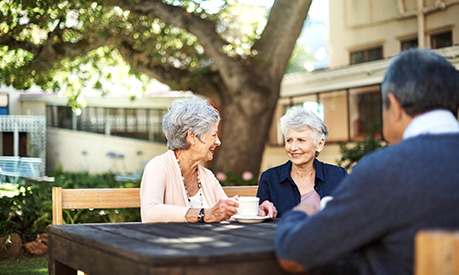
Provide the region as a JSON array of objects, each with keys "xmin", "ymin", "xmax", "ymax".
[{"xmin": 0, "ymin": 0, "xmax": 269, "ymax": 111}]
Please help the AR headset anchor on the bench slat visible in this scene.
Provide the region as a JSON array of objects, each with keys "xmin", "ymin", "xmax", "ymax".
[{"xmin": 62, "ymin": 188, "xmax": 141, "ymax": 209}]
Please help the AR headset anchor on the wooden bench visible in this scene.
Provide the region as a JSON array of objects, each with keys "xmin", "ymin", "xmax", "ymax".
[
  {"xmin": 415, "ymin": 230, "xmax": 459, "ymax": 275},
  {"xmin": 52, "ymin": 185, "xmax": 258, "ymax": 225}
]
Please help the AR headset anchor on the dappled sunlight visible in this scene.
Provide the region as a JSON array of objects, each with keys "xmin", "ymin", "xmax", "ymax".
[{"xmin": 152, "ymin": 236, "xmax": 215, "ymax": 244}]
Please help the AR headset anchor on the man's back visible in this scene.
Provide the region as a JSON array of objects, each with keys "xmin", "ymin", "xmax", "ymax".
[
  {"xmin": 276, "ymin": 133, "xmax": 459, "ymax": 275},
  {"xmin": 352, "ymin": 133, "xmax": 459, "ymax": 274}
]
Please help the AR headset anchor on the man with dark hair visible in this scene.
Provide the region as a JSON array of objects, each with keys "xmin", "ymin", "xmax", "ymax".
[{"xmin": 275, "ymin": 49, "xmax": 459, "ymax": 275}]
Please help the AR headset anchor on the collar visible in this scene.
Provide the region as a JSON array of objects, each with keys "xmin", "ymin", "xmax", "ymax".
[
  {"xmin": 314, "ymin": 159, "xmax": 325, "ymax": 182},
  {"xmin": 403, "ymin": 110, "xmax": 459, "ymax": 140},
  {"xmin": 279, "ymin": 161, "xmax": 292, "ymax": 183},
  {"xmin": 279, "ymin": 159, "xmax": 324, "ymax": 183}
]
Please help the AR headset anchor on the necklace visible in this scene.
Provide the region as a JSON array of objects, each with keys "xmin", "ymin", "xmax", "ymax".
[{"xmin": 177, "ymin": 158, "xmax": 203, "ymax": 208}]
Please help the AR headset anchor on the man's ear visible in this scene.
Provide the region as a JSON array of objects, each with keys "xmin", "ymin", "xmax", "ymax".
[{"xmin": 387, "ymin": 93, "xmax": 402, "ymax": 122}]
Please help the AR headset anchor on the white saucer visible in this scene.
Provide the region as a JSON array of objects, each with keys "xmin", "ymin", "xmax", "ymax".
[{"xmin": 233, "ymin": 215, "xmax": 270, "ymax": 224}]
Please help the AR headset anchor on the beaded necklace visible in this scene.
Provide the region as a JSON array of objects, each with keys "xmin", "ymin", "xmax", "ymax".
[{"xmin": 177, "ymin": 158, "xmax": 203, "ymax": 208}]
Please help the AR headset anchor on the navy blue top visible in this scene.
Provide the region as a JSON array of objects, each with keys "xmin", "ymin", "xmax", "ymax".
[{"xmin": 257, "ymin": 159, "xmax": 348, "ymax": 217}]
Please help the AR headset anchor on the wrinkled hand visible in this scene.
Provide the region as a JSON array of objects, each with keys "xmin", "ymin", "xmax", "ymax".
[
  {"xmin": 293, "ymin": 202, "xmax": 319, "ymax": 216},
  {"xmin": 205, "ymin": 198, "xmax": 239, "ymax": 222},
  {"xmin": 258, "ymin": 200, "xmax": 277, "ymax": 219}
]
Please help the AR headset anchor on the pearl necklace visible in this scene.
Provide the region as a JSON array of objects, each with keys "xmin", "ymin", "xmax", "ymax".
[{"xmin": 177, "ymin": 158, "xmax": 203, "ymax": 208}]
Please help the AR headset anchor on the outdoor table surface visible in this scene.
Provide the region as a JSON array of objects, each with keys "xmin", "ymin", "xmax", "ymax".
[{"xmin": 48, "ymin": 219, "xmax": 288, "ymax": 275}]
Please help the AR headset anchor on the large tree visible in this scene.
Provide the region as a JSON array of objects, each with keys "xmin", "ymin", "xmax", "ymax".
[{"xmin": 0, "ymin": 0, "xmax": 312, "ymax": 176}]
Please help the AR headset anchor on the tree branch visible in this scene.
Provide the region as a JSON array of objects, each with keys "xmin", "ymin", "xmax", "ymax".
[
  {"xmin": 253, "ymin": 0, "xmax": 311, "ymax": 80},
  {"xmin": 0, "ymin": 30, "xmax": 113, "ymax": 72},
  {"xmin": 113, "ymin": 0, "xmax": 242, "ymax": 89},
  {"xmin": 117, "ymin": 40, "xmax": 221, "ymax": 100},
  {"xmin": 0, "ymin": 35, "xmax": 40, "ymax": 54}
]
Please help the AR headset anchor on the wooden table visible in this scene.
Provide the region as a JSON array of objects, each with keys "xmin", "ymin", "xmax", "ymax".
[{"xmin": 48, "ymin": 220, "xmax": 288, "ymax": 275}]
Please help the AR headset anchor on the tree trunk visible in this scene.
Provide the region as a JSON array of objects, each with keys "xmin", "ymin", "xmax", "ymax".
[{"xmin": 210, "ymin": 83, "xmax": 279, "ymax": 178}]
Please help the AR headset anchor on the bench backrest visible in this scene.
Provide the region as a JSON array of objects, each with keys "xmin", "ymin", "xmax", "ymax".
[
  {"xmin": 0, "ymin": 157, "xmax": 42, "ymax": 179},
  {"xmin": 415, "ymin": 230, "xmax": 459, "ymax": 275},
  {"xmin": 0, "ymin": 156, "xmax": 20, "ymax": 173},
  {"xmin": 52, "ymin": 185, "xmax": 258, "ymax": 225},
  {"xmin": 18, "ymin": 158, "xmax": 41, "ymax": 178}
]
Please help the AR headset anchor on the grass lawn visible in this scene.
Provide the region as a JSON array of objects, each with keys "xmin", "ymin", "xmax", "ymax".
[{"xmin": 0, "ymin": 255, "xmax": 48, "ymax": 275}]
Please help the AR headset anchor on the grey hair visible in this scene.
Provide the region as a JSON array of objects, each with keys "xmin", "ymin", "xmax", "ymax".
[
  {"xmin": 381, "ymin": 49, "xmax": 459, "ymax": 116},
  {"xmin": 280, "ymin": 106, "xmax": 328, "ymax": 156},
  {"xmin": 162, "ymin": 96, "xmax": 220, "ymax": 150}
]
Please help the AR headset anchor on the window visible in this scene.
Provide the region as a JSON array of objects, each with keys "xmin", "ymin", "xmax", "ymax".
[
  {"xmin": 0, "ymin": 94, "xmax": 8, "ymax": 115},
  {"xmin": 274, "ymin": 85, "xmax": 384, "ymax": 145},
  {"xmin": 46, "ymin": 106, "xmax": 73, "ymax": 129},
  {"xmin": 350, "ymin": 46, "xmax": 383, "ymax": 64},
  {"xmin": 320, "ymin": 90, "xmax": 348, "ymax": 142},
  {"xmin": 431, "ymin": 31, "xmax": 452, "ymax": 49},
  {"xmin": 401, "ymin": 38, "xmax": 418, "ymax": 51},
  {"xmin": 349, "ymin": 87, "xmax": 382, "ymax": 140},
  {"xmin": 46, "ymin": 105, "xmax": 167, "ymax": 143},
  {"xmin": 77, "ymin": 107, "xmax": 105, "ymax": 134}
]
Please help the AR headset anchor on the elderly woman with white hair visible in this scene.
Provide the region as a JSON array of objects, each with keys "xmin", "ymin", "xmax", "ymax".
[
  {"xmin": 257, "ymin": 106, "xmax": 348, "ymax": 217},
  {"xmin": 141, "ymin": 96, "xmax": 276, "ymax": 223}
]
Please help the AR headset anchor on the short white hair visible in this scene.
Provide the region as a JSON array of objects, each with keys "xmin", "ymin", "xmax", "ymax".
[
  {"xmin": 280, "ymin": 106, "xmax": 328, "ymax": 148},
  {"xmin": 162, "ymin": 96, "xmax": 220, "ymax": 150}
]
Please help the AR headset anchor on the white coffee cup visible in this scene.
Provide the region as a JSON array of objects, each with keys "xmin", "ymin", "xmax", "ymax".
[{"xmin": 238, "ymin": 197, "xmax": 260, "ymax": 217}]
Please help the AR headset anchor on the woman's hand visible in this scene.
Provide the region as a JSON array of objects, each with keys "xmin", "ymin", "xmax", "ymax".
[
  {"xmin": 204, "ymin": 198, "xmax": 239, "ymax": 222},
  {"xmin": 258, "ymin": 200, "xmax": 277, "ymax": 219}
]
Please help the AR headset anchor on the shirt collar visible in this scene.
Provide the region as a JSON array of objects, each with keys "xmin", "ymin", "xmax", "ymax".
[
  {"xmin": 279, "ymin": 161, "xmax": 292, "ymax": 183},
  {"xmin": 403, "ymin": 109, "xmax": 459, "ymax": 140},
  {"xmin": 279, "ymin": 159, "xmax": 324, "ymax": 183},
  {"xmin": 314, "ymin": 159, "xmax": 325, "ymax": 182}
]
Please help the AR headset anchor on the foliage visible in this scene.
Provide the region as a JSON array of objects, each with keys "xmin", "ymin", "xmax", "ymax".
[
  {"xmin": 286, "ymin": 44, "xmax": 316, "ymax": 74},
  {"xmin": 216, "ymin": 171, "xmax": 257, "ymax": 186},
  {"xmin": 0, "ymin": 169, "xmax": 141, "ymax": 239},
  {"xmin": 337, "ymin": 120, "xmax": 388, "ymax": 170},
  {"xmin": 0, "ymin": 0, "xmax": 263, "ymax": 102},
  {"xmin": 0, "ymin": 0, "xmax": 311, "ymax": 176}
]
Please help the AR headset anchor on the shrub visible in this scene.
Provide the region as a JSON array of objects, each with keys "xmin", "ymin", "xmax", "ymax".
[
  {"xmin": 0, "ymin": 169, "xmax": 141, "ymax": 239},
  {"xmin": 216, "ymin": 171, "xmax": 257, "ymax": 186},
  {"xmin": 337, "ymin": 119, "xmax": 388, "ymax": 170}
]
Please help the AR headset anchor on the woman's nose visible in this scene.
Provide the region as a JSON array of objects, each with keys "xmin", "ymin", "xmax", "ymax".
[{"xmin": 215, "ymin": 136, "xmax": 221, "ymax": 146}]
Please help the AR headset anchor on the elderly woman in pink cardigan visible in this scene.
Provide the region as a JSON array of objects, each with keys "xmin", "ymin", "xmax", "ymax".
[{"xmin": 141, "ymin": 97, "xmax": 277, "ymax": 223}]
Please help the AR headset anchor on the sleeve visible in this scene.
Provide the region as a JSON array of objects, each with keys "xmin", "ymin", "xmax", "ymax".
[
  {"xmin": 140, "ymin": 159, "xmax": 189, "ymax": 223},
  {"xmin": 211, "ymin": 172, "xmax": 228, "ymax": 201},
  {"xmin": 256, "ymin": 171, "xmax": 271, "ymax": 204},
  {"xmin": 275, "ymin": 155, "xmax": 399, "ymax": 269}
]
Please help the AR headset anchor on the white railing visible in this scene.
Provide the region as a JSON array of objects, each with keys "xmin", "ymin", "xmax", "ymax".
[{"xmin": 0, "ymin": 156, "xmax": 42, "ymax": 183}]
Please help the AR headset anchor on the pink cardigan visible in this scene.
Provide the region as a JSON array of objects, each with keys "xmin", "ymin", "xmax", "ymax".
[{"xmin": 140, "ymin": 150, "xmax": 228, "ymax": 222}]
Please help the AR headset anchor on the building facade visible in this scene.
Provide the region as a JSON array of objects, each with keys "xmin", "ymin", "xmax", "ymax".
[
  {"xmin": 261, "ymin": 0, "xmax": 459, "ymax": 171},
  {"xmin": 0, "ymin": 87, "xmax": 191, "ymax": 175}
]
